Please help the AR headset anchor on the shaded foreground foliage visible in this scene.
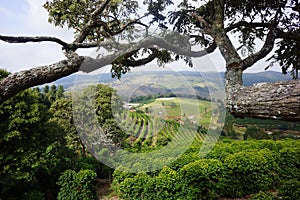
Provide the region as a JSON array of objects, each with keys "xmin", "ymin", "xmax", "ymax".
[{"xmin": 0, "ymin": 84, "xmax": 114, "ymax": 199}]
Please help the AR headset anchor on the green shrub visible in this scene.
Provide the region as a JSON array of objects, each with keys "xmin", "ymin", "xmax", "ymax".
[
  {"xmin": 112, "ymin": 166, "xmax": 135, "ymax": 184},
  {"xmin": 112, "ymin": 166, "xmax": 135, "ymax": 197},
  {"xmin": 57, "ymin": 169, "xmax": 97, "ymax": 200},
  {"xmin": 277, "ymin": 147, "xmax": 300, "ymax": 179},
  {"xmin": 221, "ymin": 149, "xmax": 277, "ymax": 197},
  {"xmin": 118, "ymin": 172, "xmax": 154, "ymax": 200},
  {"xmin": 116, "ymin": 167, "xmax": 183, "ymax": 200},
  {"xmin": 258, "ymin": 140, "xmax": 281, "ymax": 151},
  {"xmin": 205, "ymin": 143, "xmax": 233, "ymax": 161},
  {"xmin": 180, "ymin": 159, "xmax": 223, "ymax": 199},
  {"xmin": 154, "ymin": 167, "xmax": 181, "ymax": 199},
  {"xmin": 279, "ymin": 179, "xmax": 300, "ymax": 200}
]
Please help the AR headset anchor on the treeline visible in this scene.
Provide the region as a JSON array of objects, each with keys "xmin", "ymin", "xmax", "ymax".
[
  {"xmin": 222, "ymin": 113, "xmax": 300, "ymax": 139},
  {"xmin": 233, "ymin": 115, "xmax": 300, "ymax": 132},
  {"xmin": 113, "ymin": 139, "xmax": 300, "ymax": 200}
]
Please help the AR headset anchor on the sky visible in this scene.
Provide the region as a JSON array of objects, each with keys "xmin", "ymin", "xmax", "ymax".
[{"xmin": 0, "ymin": 0, "xmax": 281, "ymax": 74}]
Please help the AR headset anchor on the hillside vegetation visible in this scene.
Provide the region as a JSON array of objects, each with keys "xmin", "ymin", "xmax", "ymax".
[{"xmin": 113, "ymin": 139, "xmax": 300, "ymax": 200}]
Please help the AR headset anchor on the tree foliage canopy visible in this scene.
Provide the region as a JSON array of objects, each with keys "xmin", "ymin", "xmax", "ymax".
[{"xmin": 44, "ymin": 0, "xmax": 141, "ymax": 42}]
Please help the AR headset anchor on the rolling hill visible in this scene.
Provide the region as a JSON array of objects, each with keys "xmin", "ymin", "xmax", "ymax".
[{"xmin": 52, "ymin": 70, "xmax": 292, "ymax": 100}]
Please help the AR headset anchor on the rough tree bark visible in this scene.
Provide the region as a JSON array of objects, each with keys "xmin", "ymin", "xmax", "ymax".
[
  {"xmin": 229, "ymin": 80, "xmax": 300, "ymax": 121},
  {"xmin": 0, "ymin": 54, "xmax": 84, "ymax": 103}
]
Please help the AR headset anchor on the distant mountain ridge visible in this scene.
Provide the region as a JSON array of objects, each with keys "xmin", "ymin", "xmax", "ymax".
[
  {"xmin": 53, "ymin": 71, "xmax": 292, "ymax": 90},
  {"xmin": 242, "ymin": 71, "xmax": 292, "ymax": 85}
]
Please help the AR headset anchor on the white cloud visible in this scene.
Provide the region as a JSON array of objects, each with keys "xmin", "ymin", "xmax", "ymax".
[
  {"xmin": 25, "ymin": 0, "xmax": 73, "ymax": 40},
  {"xmin": 0, "ymin": 1, "xmax": 76, "ymax": 73}
]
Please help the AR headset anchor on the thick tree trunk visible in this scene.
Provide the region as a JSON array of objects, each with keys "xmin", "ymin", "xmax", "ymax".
[
  {"xmin": 228, "ymin": 80, "xmax": 300, "ymax": 121},
  {"xmin": 210, "ymin": 0, "xmax": 300, "ymax": 121}
]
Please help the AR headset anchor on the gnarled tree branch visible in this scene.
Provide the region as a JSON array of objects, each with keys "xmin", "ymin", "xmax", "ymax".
[
  {"xmin": 113, "ymin": 48, "xmax": 159, "ymax": 67},
  {"xmin": 0, "ymin": 35, "xmax": 68, "ymax": 47},
  {"xmin": 138, "ymin": 36, "xmax": 217, "ymax": 56},
  {"xmin": 0, "ymin": 34, "xmax": 218, "ymax": 104},
  {"xmin": 242, "ymin": 30, "xmax": 276, "ymax": 70},
  {"xmin": 0, "ymin": 35, "xmax": 101, "ymax": 50},
  {"xmin": 0, "ymin": 54, "xmax": 84, "ymax": 103}
]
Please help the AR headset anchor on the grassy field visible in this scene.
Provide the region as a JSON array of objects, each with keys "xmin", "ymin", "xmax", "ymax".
[{"xmin": 137, "ymin": 97, "xmax": 212, "ymax": 128}]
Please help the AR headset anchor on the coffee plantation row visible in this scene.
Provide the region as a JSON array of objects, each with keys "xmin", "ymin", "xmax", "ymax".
[{"xmin": 112, "ymin": 139, "xmax": 300, "ymax": 199}]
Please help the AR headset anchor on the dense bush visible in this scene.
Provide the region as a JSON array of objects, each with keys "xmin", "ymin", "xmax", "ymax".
[
  {"xmin": 57, "ymin": 169, "xmax": 97, "ymax": 200},
  {"xmin": 112, "ymin": 166, "xmax": 136, "ymax": 198},
  {"xmin": 180, "ymin": 159, "xmax": 223, "ymax": 199},
  {"xmin": 277, "ymin": 147, "xmax": 300, "ymax": 179},
  {"xmin": 116, "ymin": 167, "xmax": 182, "ymax": 200},
  {"xmin": 221, "ymin": 149, "xmax": 278, "ymax": 197},
  {"xmin": 117, "ymin": 172, "xmax": 153, "ymax": 200},
  {"xmin": 278, "ymin": 179, "xmax": 300, "ymax": 200},
  {"xmin": 154, "ymin": 167, "xmax": 182, "ymax": 199},
  {"xmin": 169, "ymin": 152, "xmax": 199, "ymax": 170}
]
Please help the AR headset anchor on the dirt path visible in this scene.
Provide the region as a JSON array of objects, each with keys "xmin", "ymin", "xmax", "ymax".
[{"xmin": 96, "ymin": 179, "xmax": 119, "ymax": 200}]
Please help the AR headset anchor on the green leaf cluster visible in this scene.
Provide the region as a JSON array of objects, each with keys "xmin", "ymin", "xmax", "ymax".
[
  {"xmin": 44, "ymin": 0, "xmax": 140, "ymax": 42},
  {"xmin": 57, "ymin": 169, "xmax": 97, "ymax": 200}
]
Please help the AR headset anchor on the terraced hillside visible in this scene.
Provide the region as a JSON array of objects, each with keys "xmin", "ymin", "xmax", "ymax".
[
  {"xmin": 137, "ymin": 97, "xmax": 212, "ymax": 128},
  {"xmin": 116, "ymin": 97, "xmax": 211, "ymax": 151}
]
